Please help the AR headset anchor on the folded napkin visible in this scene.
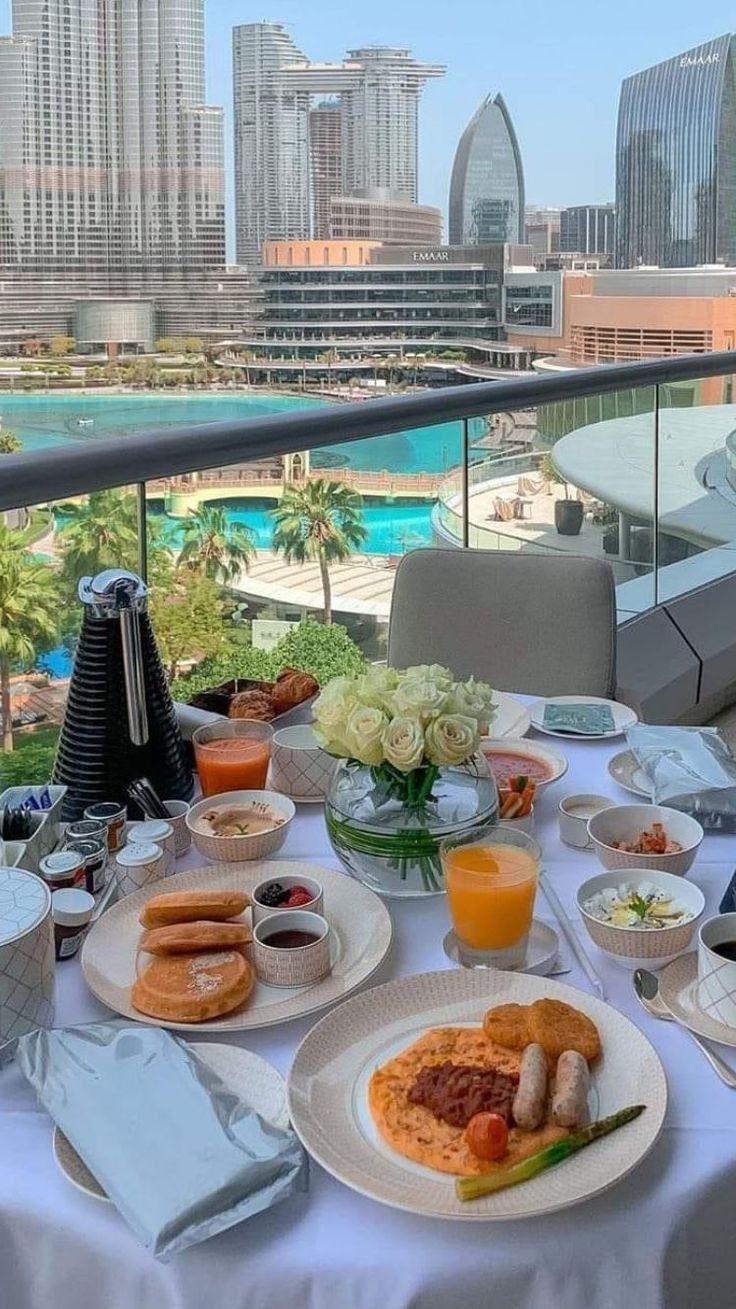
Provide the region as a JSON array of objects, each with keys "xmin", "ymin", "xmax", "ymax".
[
  {"xmin": 17, "ymin": 1021, "xmax": 308, "ymax": 1259},
  {"xmin": 543, "ymin": 703, "xmax": 615, "ymax": 735}
]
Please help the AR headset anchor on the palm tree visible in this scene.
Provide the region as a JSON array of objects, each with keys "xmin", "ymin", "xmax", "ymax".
[
  {"xmin": 178, "ymin": 505, "xmax": 256, "ymax": 585},
  {"xmin": 0, "ymin": 527, "xmax": 58, "ymax": 751},
  {"xmin": 58, "ymin": 488, "xmax": 139, "ymax": 586},
  {"xmin": 271, "ymin": 479, "xmax": 367, "ymax": 624},
  {"xmin": 0, "ymin": 429, "xmax": 21, "ymax": 455}
]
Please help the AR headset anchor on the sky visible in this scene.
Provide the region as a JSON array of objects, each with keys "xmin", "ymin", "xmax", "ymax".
[{"xmin": 1, "ymin": 0, "xmax": 735, "ymax": 247}]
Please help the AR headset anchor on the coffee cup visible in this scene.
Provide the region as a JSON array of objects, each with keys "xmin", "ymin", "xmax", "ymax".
[
  {"xmin": 270, "ymin": 725, "xmax": 335, "ymax": 801},
  {"xmin": 697, "ymin": 912, "xmax": 736, "ymax": 1029},
  {"xmin": 164, "ymin": 800, "xmax": 192, "ymax": 856}
]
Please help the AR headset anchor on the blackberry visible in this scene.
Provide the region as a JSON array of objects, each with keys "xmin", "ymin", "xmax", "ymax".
[{"xmin": 258, "ymin": 882, "xmax": 287, "ymax": 907}]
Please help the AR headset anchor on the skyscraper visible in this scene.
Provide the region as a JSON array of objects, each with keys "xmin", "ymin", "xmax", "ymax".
[
  {"xmin": 560, "ymin": 205, "xmax": 616, "ymax": 256},
  {"xmin": 448, "ymin": 94, "xmax": 525, "ymax": 246},
  {"xmin": 616, "ymin": 35, "xmax": 736, "ymax": 269},
  {"xmin": 310, "ymin": 103, "xmax": 343, "ymax": 240},
  {"xmin": 0, "ymin": 0, "xmax": 225, "ymax": 277},
  {"xmin": 232, "ymin": 24, "xmax": 444, "ymax": 264}
]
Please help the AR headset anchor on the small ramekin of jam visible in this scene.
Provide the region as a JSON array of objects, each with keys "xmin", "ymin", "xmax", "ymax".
[
  {"xmin": 38, "ymin": 850, "xmax": 87, "ymax": 893},
  {"xmin": 83, "ymin": 802, "xmax": 127, "ymax": 854},
  {"xmin": 64, "ymin": 836, "xmax": 107, "ymax": 895},
  {"xmin": 52, "ymin": 888, "xmax": 95, "ymax": 961}
]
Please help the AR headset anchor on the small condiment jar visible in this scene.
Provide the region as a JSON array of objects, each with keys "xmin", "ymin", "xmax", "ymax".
[
  {"xmin": 127, "ymin": 819, "xmax": 175, "ymax": 873},
  {"xmin": 52, "ymin": 888, "xmax": 95, "ymax": 961},
  {"xmin": 84, "ymin": 802, "xmax": 127, "ymax": 854},
  {"xmin": 66, "ymin": 818, "xmax": 107, "ymax": 844},
  {"xmin": 64, "ymin": 836, "xmax": 108, "ymax": 895},
  {"xmin": 114, "ymin": 841, "xmax": 165, "ymax": 898},
  {"xmin": 38, "ymin": 850, "xmax": 87, "ymax": 893}
]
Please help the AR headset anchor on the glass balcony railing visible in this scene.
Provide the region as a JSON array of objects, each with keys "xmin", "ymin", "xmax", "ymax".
[{"xmin": 0, "ymin": 349, "xmax": 734, "ymax": 778}]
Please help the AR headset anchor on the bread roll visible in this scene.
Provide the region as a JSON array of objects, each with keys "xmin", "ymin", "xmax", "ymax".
[
  {"xmin": 139, "ymin": 890, "xmax": 249, "ymax": 929},
  {"xmin": 140, "ymin": 920, "xmax": 251, "ymax": 956}
]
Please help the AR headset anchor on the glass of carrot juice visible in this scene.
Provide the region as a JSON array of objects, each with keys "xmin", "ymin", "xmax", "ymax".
[
  {"xmin": 440, "ymin": 824, "xmax": 541, "ymax": 968},
  {"xmin": 193, "ymin": 720, "xmax": 274, "ymax": 797}
]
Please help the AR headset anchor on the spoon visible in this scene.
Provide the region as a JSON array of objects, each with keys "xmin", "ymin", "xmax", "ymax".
[{"xmin": 633, "ymin": 968, "xmax": 736, "ymax": 1088}]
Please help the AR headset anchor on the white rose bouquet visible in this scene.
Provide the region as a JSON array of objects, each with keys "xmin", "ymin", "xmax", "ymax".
[{"xmin": 316, "ymin": 666, "xmax": 495, "ymax": 890}]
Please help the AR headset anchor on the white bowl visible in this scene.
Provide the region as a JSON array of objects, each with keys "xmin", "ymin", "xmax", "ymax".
[
  {"xmin": 577, "ymin": 868, "xmax": 706, "ymax": 970},
  {"xmin": 480, "ymin": 737, "xmax": 568, "ymax": 792},
  {"xmin": 186, "ymin": 790, "xmax": 295, "ymax": 863},
  {"xmin": 586, "ymin": 804, "xmax": 703, "ymax": 876}
]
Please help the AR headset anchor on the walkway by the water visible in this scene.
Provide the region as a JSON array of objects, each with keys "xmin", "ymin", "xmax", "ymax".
[{"xmin": 232, "ymin": 550, "xmax": 396, "ymax": 619}]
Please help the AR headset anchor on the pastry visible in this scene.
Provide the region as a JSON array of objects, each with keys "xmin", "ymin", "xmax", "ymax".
[
  {"xmin": 270, "ymin": 668, "xmax": 318, "ymax": 713},
  {"xmin": 229, "ymin": 690, "xmax": 275, "ymax": 722},
  {"xmin": 131, "ymin": 951, "xmax": 254, "ymax": 1022},
  {"xmin": 140, "ymin": 920, "xmax": 252, "ymax": 956},
  {"xmin": 527, "ymin": 999, "xmax": 601, "ymax": 1064},
  {"xmin": 139, "ymin": 889, "xmax": 249, "ymax": 929}
]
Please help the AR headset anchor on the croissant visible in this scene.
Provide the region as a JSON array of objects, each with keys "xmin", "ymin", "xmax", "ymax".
[
  {"xmin": 228, "ymin": 690, "xmax": 275, "ymax": 722},
  {"xmin": 270, "ymin": 668, "xmax": 319, "ymax": 713}
]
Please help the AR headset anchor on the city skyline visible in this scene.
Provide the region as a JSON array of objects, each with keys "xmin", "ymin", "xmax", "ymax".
[{"xmin": 0, "ymin": 1, "xmax": 734, "ymax": 259}]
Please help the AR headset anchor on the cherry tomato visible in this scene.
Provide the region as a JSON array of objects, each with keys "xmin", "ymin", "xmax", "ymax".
[{"xmin": 465, "ymin": 1112, "xmax": 509, "ymax": 1162}]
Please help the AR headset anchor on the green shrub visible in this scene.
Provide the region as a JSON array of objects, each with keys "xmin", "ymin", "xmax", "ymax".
[
  {"xmin": 0, "ymin": 726, "xmax": 60, "ymax": 789},
  {"xmin": 170, "ymin": 620, "xmax": 367, "ymax": 701}
]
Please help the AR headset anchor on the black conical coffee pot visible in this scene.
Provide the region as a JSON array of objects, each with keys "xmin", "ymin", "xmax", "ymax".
[{"xmin": 54, "ymin": 569, "xmax": 193, "ymax": 822}]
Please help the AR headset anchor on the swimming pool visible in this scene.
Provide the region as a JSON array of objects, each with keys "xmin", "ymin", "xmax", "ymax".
[{"xmin": 0, "ymin": 390, "xmax": 486, "ymax": 476}]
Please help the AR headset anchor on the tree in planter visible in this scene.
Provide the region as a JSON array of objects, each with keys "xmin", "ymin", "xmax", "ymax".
[
  {"xmin": 271, "ymin": 479, "xmax": 367, "ymax": 625},
  {"xmin": 0, "ymin": 527, "xmax": 58, "ymax": 751},
  {"xmin": 49, "ymin": 334, "xmax": 75, "ymax": 357},
  {"xmin": 540, "ymin": 453, "xmax": 584, "ymax": 537},
  {"xmin": 178, "ymin": 505, "xmax": 256, "ymax": 585}
]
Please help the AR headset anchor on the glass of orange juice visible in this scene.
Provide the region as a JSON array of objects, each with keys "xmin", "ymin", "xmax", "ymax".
[
  {"xmin": 193, "ymin": 720, "xmax": 273, "ymax": 797},
  {"xmin": 440, "ymin": 824, "xmax": 541, "ymax": 969}
]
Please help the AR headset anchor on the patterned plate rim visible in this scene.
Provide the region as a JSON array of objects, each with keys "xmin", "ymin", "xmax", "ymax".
[
  {"xmin": 287, "ymin": 968, "xmax": 667, "ymax": 1222},
  {"xmin": 659, "ymin": 952, "xmax": 736, "ymax": 1048},
  {"xmin": 607, "ymin": 750, "xmax": 651, "ymax": 799},
  {"xmin": 81, "ymin": 860, "xmax": 393, "ymax": 1033}
]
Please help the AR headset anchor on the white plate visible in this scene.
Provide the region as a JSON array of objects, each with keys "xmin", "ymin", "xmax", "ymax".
[
  {"xmin": 608, "ymin": 751, "xmax": 651, "ymax": 799},
  {"xmin": 81, "ymin": 860, "xmax": 393, "ymax": 1033},
  {"xmin": 443, "ymin": 919, "xmax": 560, "ymax": 976},
  {"xmin": 491, "ymin": 693, "xmax": 531, "ymax": 739},
  {"xmin": 287, "ymin": 969, "xmax": 667, "ymax": 1221},
  {"xmin": 659, "ymin": 953, "xmax": 736, "ymax": 1048},
  {"xmin": 480, "ymin": 738, "xmax": 568, "ymax": 791},
  {"xmin": 529, "ymin": 696, "xmax": 639, "ymax": 741},
  {"xmin": 52, "ymin": 1043, "xmax": 288, "ymax": 1202}
]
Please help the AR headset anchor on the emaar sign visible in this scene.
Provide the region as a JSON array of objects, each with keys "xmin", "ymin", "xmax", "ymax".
[
  {"xmin": 411, "ymin": 250, "xmax": 449, "ymax": 263},
  {"xmin": 680, "ymin": 51, "xmax": 720, "ymax": 67}
]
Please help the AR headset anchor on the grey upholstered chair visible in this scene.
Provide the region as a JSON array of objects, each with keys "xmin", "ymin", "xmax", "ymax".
[{"xmin": 387, "ymin": 548, "xmax": 616, "ymax": 697}]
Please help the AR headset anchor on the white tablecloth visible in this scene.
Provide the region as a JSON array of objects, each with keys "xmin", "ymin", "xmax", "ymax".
[{"xmin": 3, "ymin": 732, "xmax": 736, "ymax": 1309}]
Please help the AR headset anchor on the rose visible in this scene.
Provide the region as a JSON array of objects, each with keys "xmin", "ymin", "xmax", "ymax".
[
  {"xmin": 392, "ymin": 677, "xmax": 449, "ymax": 721},
  {"xmin": 383, "ymin": 716, "xmax": 426, "ymax": 773},
  {"xmin": 446, "ymin": 677, "xmax": 495, "ymax": 728},
  {"xmin": 312, "ymin": 676, "xmax": 356, "ymax": 755},
  {"xmin": 401, "ymin": 663, "xmax": 453, "ymax": 689},
  {"xmin": 344, "ymin": 704, "xmax": 388, "ymax": 766},
  {"xmin": 352, "ymin": 665, "xmax": 399, "ymax": 712},
  {"xmin": 424, "ymin": 713, "xmax": 479, "ymax": 766}
]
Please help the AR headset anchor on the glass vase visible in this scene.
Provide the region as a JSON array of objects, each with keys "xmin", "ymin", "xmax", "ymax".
[{"xmin": 324, "ymin": 753, "xmax": 498, "ymax": 898}]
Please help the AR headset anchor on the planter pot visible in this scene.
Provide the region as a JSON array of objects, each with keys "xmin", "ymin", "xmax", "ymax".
[
  {"xmin": 325, "ymin": 754, "xmax": 498, "ymax": 899},
  {"xmin": 554, "ymin": 499, "xmax": 584, "ymax": 536}
]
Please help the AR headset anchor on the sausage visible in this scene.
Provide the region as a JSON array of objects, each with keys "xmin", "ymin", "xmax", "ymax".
[
  {"xmin": 512, "ymin": 1043, "xmax": 548, "ymax": 1129},
  {"xmin": 551, "ymin": 1050, "xmax": 590, "ymax": 1128}
]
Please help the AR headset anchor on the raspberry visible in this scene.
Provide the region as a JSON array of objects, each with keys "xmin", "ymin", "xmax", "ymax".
[{"xmin": 286, "ymin": 887, "xmax": 314, "ymax": 907}]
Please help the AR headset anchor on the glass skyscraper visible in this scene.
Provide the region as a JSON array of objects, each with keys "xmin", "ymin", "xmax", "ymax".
[
  {"xmin": 232, "ymin": 24, "xmax": 444, "ymax": 265},
  {"xmin": 0, "ymin": 0, "xmax": 225, "ymax": 276},
  {"xmin": 448, "ymin": 94, "xmax": 525, "ymax": 246},
  {"xmin": 616, "ymin": 34, "xmax": 736, "ymax": 269}
]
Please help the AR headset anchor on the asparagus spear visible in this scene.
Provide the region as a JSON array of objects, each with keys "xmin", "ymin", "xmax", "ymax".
[{"xmin": 456, "ymin": 1104, "xmax": 645, "ymax": 1202}]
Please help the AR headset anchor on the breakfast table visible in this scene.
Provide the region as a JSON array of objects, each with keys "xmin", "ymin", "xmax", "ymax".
[{"xmin": 2, "ymin": 722, "xmax": 736, "ymax": 1309}]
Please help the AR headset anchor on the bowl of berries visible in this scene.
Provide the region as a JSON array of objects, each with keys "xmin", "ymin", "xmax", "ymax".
[{"xmin": 251, "ymin": 873, "xmax": 324, "ymax": 927}]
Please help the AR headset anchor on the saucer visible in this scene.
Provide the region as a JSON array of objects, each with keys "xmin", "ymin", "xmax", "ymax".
[
  {"xmin": 659, "ymin": 952, "xmax": 736, "ymax": 1048},
  {"xmin": 443, "ymin": 919, "xmax": 559, "ymax": 975}
]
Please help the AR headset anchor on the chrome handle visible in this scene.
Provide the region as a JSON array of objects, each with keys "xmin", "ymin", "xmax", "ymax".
[{"xmin": 119, "ymin": 604, "xmax": 149, "ymax": 747}]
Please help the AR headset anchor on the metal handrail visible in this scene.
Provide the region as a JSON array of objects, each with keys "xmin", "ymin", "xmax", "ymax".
[{"xmin": 0, "ymin": 349, "xmax": 732, "ymax": 511}]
